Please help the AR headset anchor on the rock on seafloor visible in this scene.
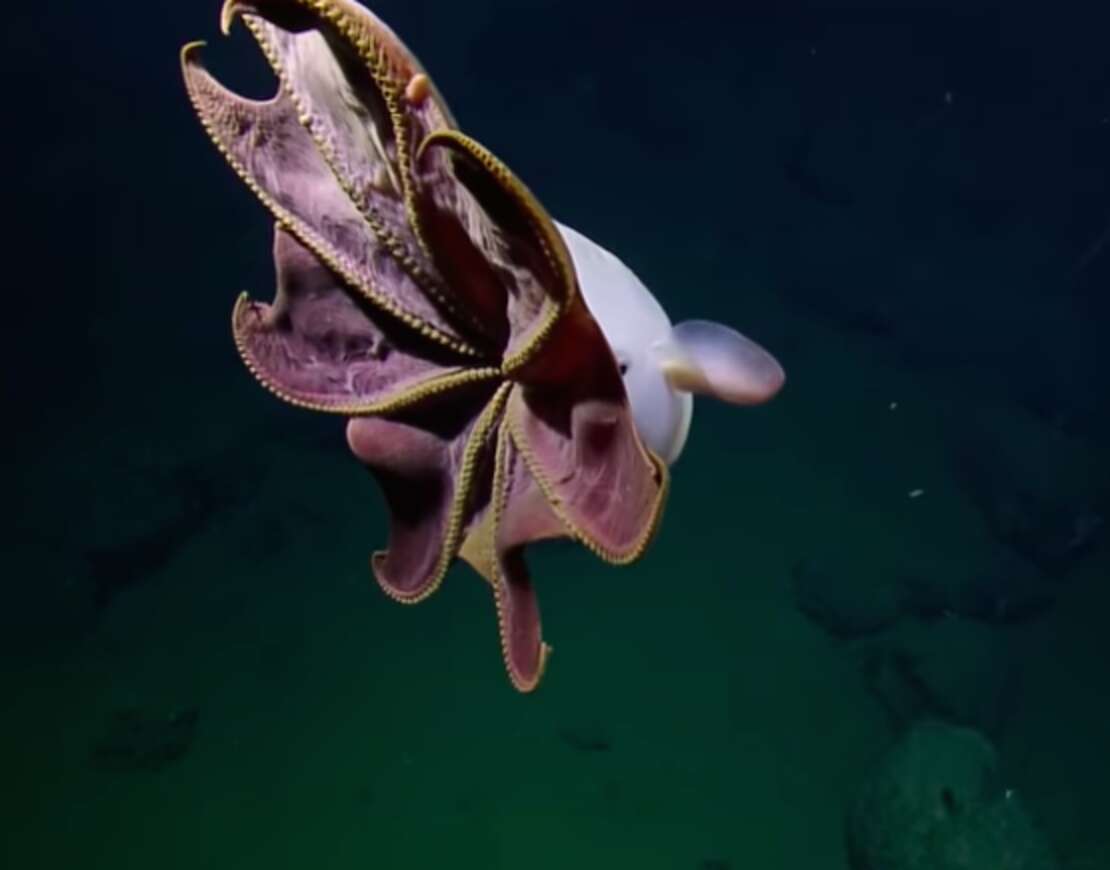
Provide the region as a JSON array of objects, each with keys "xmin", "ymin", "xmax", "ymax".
[{"xmin": 846, "ymin": 721, "xmax": 1059, "ymax": 870}]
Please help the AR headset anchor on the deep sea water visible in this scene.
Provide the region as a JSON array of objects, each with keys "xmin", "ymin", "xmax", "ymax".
[{"xmin": 4, "ymin": 2, "xmax": 1108, "ymax": 868}]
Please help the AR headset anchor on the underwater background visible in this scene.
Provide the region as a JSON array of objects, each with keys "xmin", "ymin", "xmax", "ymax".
[{"xmin": 5, "ymin": 1, "xmax": 1109, "ymax": 868}]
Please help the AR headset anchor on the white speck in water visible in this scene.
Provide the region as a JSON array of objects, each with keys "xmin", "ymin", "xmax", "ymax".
[
  {"xmin": 889, "ymin": 401, "xmax": 899, "ymax": 411},
  {"xmin": 908, "ymin": 488, "xmax": 925, "ymax": 499}
]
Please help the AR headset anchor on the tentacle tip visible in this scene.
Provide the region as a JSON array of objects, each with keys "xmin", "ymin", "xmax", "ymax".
[
  {"xmin": 511, "ymin": 642, "xmax": 552, "ymax": 693},
  {"xmin": 219, "ymin": 0, "xmax": 246, "ymax": 36},
  {"xmin": 180, "ymin": 40, "xmax": 207, "ymax": 68}
]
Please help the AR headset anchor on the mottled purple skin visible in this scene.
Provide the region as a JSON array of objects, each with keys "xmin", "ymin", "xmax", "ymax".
[{"xmin": 182, "ymin": 0, "xmax": 667, "ymax": 691}]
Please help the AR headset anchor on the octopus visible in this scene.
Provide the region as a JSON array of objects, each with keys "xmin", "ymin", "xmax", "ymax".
[{"xmin": 181, "ymin": 0, "xmax": 784, "ymax": 691}]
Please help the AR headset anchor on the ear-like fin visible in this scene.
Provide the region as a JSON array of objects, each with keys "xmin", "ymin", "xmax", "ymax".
[{"xmin": 657, "ymin": 319, "xmax": 785, "ymax": 405}]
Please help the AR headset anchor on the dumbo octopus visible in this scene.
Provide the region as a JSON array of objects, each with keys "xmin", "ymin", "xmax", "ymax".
[{"xmin": 182, "ymin": 0, "xmax": 784, "ymax": 691}]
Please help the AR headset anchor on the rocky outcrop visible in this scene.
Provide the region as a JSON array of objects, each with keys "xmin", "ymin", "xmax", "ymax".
[{"xmin": 846, "ymin": 721, "xmax": 1058, "ymax": 870}]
